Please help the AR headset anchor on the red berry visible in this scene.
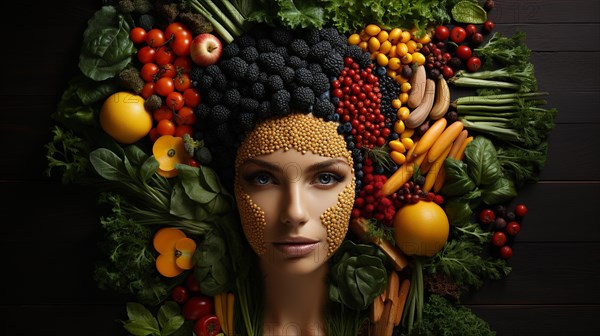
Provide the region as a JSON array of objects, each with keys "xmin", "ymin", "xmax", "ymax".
[
  {"xmin": 479, "ymin": 209, "xmax": 496, "ymax": 224},
  {"xmin": 185, "ymin": 273, "xmax": 201, "ymax": 293},
  {"xmin": 499, "ymin": 245, "xmax": 513, "ymax": 259},
  {"xmin": 484, "ymin": 20, "xmax": 495, "ymax": 33},
  {"xmin": 466, "ymin": 56, "xmax": 482, "ymax": 72},
  {"xmin": 450, "ymin": 26, "xmax": 467, "ymax": 43},
  {"xmin": 433, "ymin": 195, "xmax": 444, "ymax": 205},
  {"xmin": 491, "ymin": 231, "xmax": 507, "ymax": 247},
  {"xmin": 506, "ymin": 221, "xmax": 521, "ymax": 236},
  {"xmin": 465, "ymin": 24, "xmax": 477, "ymax": 37},
  {"xmin": 515, "ymin": 204, "xmax": 528, "ymax": 217},
  {"xmin": 435, "ymin": 25, "xmax": 450, "ymax": 41},
  {"xmin": 171, "ymin": 285, "xmax": 189, "ymax": 305}
]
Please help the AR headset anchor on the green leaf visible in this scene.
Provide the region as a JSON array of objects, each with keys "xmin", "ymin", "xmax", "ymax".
[
  {"xmin": 444, "ymin": 198, "xmax": 473, "ymax": 226},
  {"xmin": 122, "ymin": 320, "xmax": 160, "ymax": 336},
  {"xmin": 140, "ymin": 156, "xmax": 160, "ymax": 183},
  {"xmin": 52, "ymin": 79, "xmax": 97, "ymax": 128},
  {"xmin": 161, "ymin": 316, "xmax": 185, "ymax": 336},
  {"xmin": 157, "ymin": 301, "xmax": 182, "ymax": 329},
  {"xmin": 464, "ymin": 136, "xmax": 502, "ymax": 186},
  {"xmin": 451, "ymin": 0, "xmax": 487, "ymax": 23},
  {"xmin": 481, "ymin": 177, "xmax": 517, "ymax": 205},
  {"xmin": 441, "ymin": 158, "xmax": 476, "ymax": 197},
  {"xmin": 125, "ymin": 145, "xmax": 149, "ymax": 167},
  {"xmin": 194, "ymin": 232, "xmax": 226, "ymax": 267},
  {"xmin": 126, "ymin": 302, "xmax": 160, "ymax": 330},
  {"xmin": 198, "ymin": 166, "xmax": 223, "ymax": 193},
  {"xmin": 89, "ymin": 148, "xmax": 130, "ymax": 182},
  {"xmin": 177, "ymin": 165, "xmax": 218, "ymax": 204},
  {"xmin": 170, "ymin": 183, "xmax": 197, "ymax": 220},
  {"xmin": 74, "ymin": 76, "xmax": 120, "ymax": 105}
]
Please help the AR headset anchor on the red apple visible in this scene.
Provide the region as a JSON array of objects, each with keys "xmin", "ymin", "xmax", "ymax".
[{"xmin": 190, "ymin": 33, "xmax": 222, "ymax": 67}]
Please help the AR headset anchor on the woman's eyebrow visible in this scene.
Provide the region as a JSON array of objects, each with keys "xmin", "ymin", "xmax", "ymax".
[
  {"xmin": 305, "ymin": 158, "xmax": 349, "ymax": 174},
  {"xmin": 241, "ymin": 158, "xmax": 283, "ymax": 172}
]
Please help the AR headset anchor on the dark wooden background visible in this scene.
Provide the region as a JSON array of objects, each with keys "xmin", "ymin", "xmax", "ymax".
[{"xmin": 1, "ymin": 0, "xmax": 598, "ymax": 335}]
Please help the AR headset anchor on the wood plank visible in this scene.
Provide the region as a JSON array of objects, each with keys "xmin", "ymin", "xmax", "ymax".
[
  {"xmin": 461, "ymin": 243, "xmax": 600, "ymax": 305},
  {"xmin": 493, "ymin": 23, "xmax": 600, "ymax": 52},
  {"xmin": 532, "ymin": 52, "xmax": 600, "ymax": 93},
  {"xmin": 467, "ymin": 304, "xmax": 600, "ymax": 336},
  {"xmin": 489, "ymin": 0, "xmax": 600, "ymax": 24}
]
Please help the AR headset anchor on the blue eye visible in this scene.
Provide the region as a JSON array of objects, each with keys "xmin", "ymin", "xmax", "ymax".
[
  {"xmin": 254, "ymin": 174, "xmax": 271, "ymax": 185},
  {"xmin": 316, "ymin": 173, "xmax": 343, "ymax": 185}
]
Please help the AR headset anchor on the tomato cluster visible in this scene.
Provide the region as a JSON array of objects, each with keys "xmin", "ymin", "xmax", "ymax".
[
  {"xmin": 171, "ymin": 273, "xmax": 221, "ymax": 336},
  {"xmin": 480, "ymin": 203, "xmax": 527, "ymax": 259},
  {"xmin": 130, "ymin": 22, "xmax": 202, "ymax": 142}
]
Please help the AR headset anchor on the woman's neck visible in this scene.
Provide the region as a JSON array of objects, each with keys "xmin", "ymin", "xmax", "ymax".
[{"xmin": 261, "ymin": 263, "xmax": 329, "ymax": 336}]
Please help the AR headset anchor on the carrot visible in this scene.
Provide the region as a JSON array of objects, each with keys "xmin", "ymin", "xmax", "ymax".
[
  {"xmin": 350, "ymin": 218, "xmax": 409, "ymax": 271},
  {"xmin": 227, "ymin": 292, "xmax": 234, "ymax": 335},
  {"xmin": 381, "ymin": 163, "xmax": 415, "ymax": 196},
  {"xmin": 455, "ymin": 136, "xmax": 474, "ymax": 161},
  {"xmin": 386, "ymin": 271, "xmax": 400, "ymax": 303},
  {"xmin": 394, "ymin": 279, "xmax": 411, "ymax": 326},
  {"xmin": 433, "ymin": 166, "xmax": 446, "ymax": 193},
  {"xmin": 370, "ymin": 292, "xmax": 384, "ymax": 323},
  {"xmin": 214, "ymin": 293, "xmax": 226, "ymax": 334},
  {"xmin": 419, "ymin": 156, "xmax": 434, "ymax": 174},
  {"xmin": 412, "ymin": 118, "xmax": 447, "ymax": 157},
  {"xmin": 423, "ymin": 145, "xmax": 452, "ymax": 192},
  {"xmin": 426, "ymin": 120, "xmax": 464, "ymax": 163},
  {"xmin": 447, "ymin": 129, "xmax": 468, "ymax": 159}
]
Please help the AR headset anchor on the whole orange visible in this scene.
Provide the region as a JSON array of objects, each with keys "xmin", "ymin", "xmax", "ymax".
[
  {"xmin": 99, "ymin": 91, "xmax": 152, "ymax": 144},
  {"xmin": 393, "ymin": 201, "xmax": 449, "ymax": 257}
]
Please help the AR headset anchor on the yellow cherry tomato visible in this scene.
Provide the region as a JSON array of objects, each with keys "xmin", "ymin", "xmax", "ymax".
[
  {"xmin": 401, "ymin": 53, "xmax": 413, "ymax": 64},
  {"xmin": 394, "ymin": 120, "xmax": 405, "ymax": 134},
  {"xmin": 379, "ymin": 40, "xmax": 392, "ymax": 55},
  {"xmin": 348, "ymin": 33, "xmax": 361, "ymax": 45},
  {"xmin": 400, "ymin": 31, "xmax": 411, "ymax": 43},
  {"xmin": 399, "ymin": 92, "xmax": 409, "ymax": 103},
  {"xmin": 359, "ymin": 30, "xmax": 370, "ymax": 41},
  {"xmin": 400, "ymin": 82, "xmax": 412, "ymax": 93},
  {"xmin": 388, "ymin": 45, "xmax": 397, "ymax": 58},
  {"xmin": 397, "ymin": 107, "xmax": 410, "ymax": 120},
  {"xmin": 388, "ymin": 57, "xmax": 401, "ymax": 70},
  {"xmin": 418, "ymin": 33, "xmax": 431, "ymax": 44},
  {"xmin": 412, "ymin": 52, "xmax": 426, "ymax": 65},
  {"xmin": 368, "ymin": 36, "xmax": 381, "ymax": 52},
  {"xmin": 391, "ymin": 99, "xmax": 402, "ymax": 109},
  {"xmin": 388, "ymin": 28, "xmax": 402, "ymax": 43},
  {"xmin": 358, "ymin": 41, "xmax": 368, "ymax": 50},
  {"xmin": 406, "ymin": 40, "xmax": 418, "ymax": 53},
  {"xmin": 401, "ymin": 137, "xmax": 414, "ymax": 149},
  {"xmin": 376, "ymin": 53, "xmax": 389, "ymax": 66},
  {"xmin": 389, "ymin": 140, "xmax": 406, "ymax": 153},
  {"xmin": 390, "ymin": 151, "xmax": 407, "ymax": 165},
  {"xmin": 396, "ymin": 43, "xmax": 408, "ymax": 57},
  {"xmin": 377, "ymin": 30, "xmax": 389, "ymax": 43},
  {"xmin": 365, "ymin": 24, "xmax": 381, "ymax": 36}
]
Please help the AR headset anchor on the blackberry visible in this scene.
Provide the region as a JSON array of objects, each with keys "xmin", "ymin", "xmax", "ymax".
[
  {"xmin": 250, "ymin": 82, "xmax": 266, "ymax": 100},
  {"xmin": 205, "ymin": 64, "xmax": 221, "ymax": 77},
  {"xmin": 279, "ymin": 66, "xmax": 295, "ymax": 84},
  {"xmin": 258, "ymin": 52, "xmax": 286, "ymax": 74},
  {"xmin": 270, "ymin": 28, "xmax": 294, "ymax": 46},
  {"xmin": 223, "ymin": 89, "xmax": 241, "ymax": 108},
  {"xmin": 221, "ymin": 57, "xmax": 248, "ymax": 80},
  {"xmin": 197, "ymin": 75, "xmax": 213, "ymax": 90},
  {"xmin": 294, "ymin": 68, "xmax": 313, "ymax": 87},
  {"xmin": 312, "ymin": 99, "xmax": 334, "ymax": 118},
  {"xmin": 213, "ymin": 73, "xmax": 228, "ymax": 91},
  {"xmin": 221, "ymin": 42, "xmax": 240, "ymax": 59},
  {"xmin": 245, "ymin": 63, "xmax": 260, "ymax": 82},
  {"xmin": 321, "ymin": 51, "xmax": 344, "ymax": 76},
  {"xmin": 266, "ymin": 74, "xmax": 284, "ymax": 92},
  {"xmin": 194, "ymin": 103, "xmax": 211, "ymax": 120},
  {"xmin": 308, "ymin": 40, "xmax": 332, "ymax": 61},
  {"xmin": 205, "ymin": 89, "xmax": 223, "ymax": 106},
  {"xmin": 235, "ymin": 34, "xmax": 256, "ymax": 48},
  {"xmin": 210, "ymin": 104, "xmax": 232, "ymax": 124},
  {"xmin": 291, "ymin": 86, "xmax": 315, "ymax": 111},
  {"xmin": 238, "ymin": 112, "xmax": 256, "ymax": 131},
  {"xmin": 287, "ymin": 55, "xmax": 307, "ymax": 69},
  {"xmin": 256, "ymin": 101, "xmax": 271, "ymax": 120},
  {"xmin": 304, "ymin": 28, "xmax": 321, "ymax": 45},
  {"xmin": 240, "ymin": 46, "xmax": 259, "ymax": 63},
  {"xmin": 271, "ymin": 89, "xmax": 291, "ymax": 115},
  {"xmin": 240, "ymin": 98, "xmax": 259, "ymax": 112},
  {"xmin": 290, "ymin": 39, "xmax": 310, "ymax": 58},
  {"xmin": 311, "ymin": 72, "xmax": 329, "ymax": 95},
  {"xmin": 256, "ymin": 38, "xmax": 277, "ymax": 53},
  {"xmin": 189, "ymin": 66, "xmax": 204, "ymax": 82}
]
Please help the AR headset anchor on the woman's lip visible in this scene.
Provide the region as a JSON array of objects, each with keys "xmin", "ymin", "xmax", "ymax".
[
  {"xmin": 272, "ymin": 242, "xmax": 319, "ymax": 257},
  {"xmin": 274, "ymin": 237, "xmax": 319, "ymax": 244}
]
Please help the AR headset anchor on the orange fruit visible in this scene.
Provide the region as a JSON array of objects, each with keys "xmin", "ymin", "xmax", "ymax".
[{"xmin": 393, "ymin": 201, "xmax": 449, "ymax": 257}]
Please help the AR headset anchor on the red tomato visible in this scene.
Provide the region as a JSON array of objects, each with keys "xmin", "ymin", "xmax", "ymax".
[
  {"xmin": 174, "ymin": 124, "xmax": 194, "ymax": 138},
  {"xmin": 176, "ymin": 106, "xmax": 197, "ymax": 125},
  {"xmin": 479, "ymin": 208, "xmax": 495, "ymax": 224},
  {"xmin": 153, "ymin": 106, "xmax": 174, "ymax": 122},
  {"xmin": 182, "ymin": 296, "xmax": 214, "ymax": 321},
  {"xmin": 499, "ymin": 245, "xmax": 513, "ymax": 259},
  {"xmin": 174, "ymin": 56, "xmax": 193, "ymax": 73},
  {"xmin": 465, "ymin": 24, "xmax": 477, "ymax": 37},
  {"xmin": 470, "ymin": 32, "xmax": 484, "ymax": 46},
  {"xmin": 171, "ymin": 285, "xmax": 189, "ymax": 305},
  {"xmin": 466, "ymin": 56, "xmax": 481, "ymax": 72},
  {"xmin": 188, "ymin": 158, "xmax": 200, "ymax": 167},
  {"xmin": 137, "ymin": 46, "xmax": 156, "ymax": 64},
  {"xmin": 148, "ymin": 127, "xmax": 160, "ymax": 142},
  {"xmin": 491, "ymin": 231, "xmax": 507, "ymax": 247},
  {"xmin": 484, "ymin": 20, "xmax": 495, "ymax": 33},
  {"xmin": 194, "ymin": 314, "xmax": 221, "ymax": 336},
  {"xmin": 186, "ymin": 273, "xmax": 202, "ymax": 293},
  {"xmin": 155, "ymin": 77, "xmax": 175, "ymax": 96},
  {"xmin": 174, "ymin": 73, "xmax": 192, "ymax": 92},
  {"xmin": 141, "ymin": 63, "xmax": 159, "ymax": 82},
  {"xmin": 155, "ymin": 46, "xmax": 176, "ymax": 66},
  {"xmin": 160, "ymin": 63, "xmax": 177, "ymax": 79},
  {"xmin": 183, "ymin": 88, "xmax": 201, "ymax": 108},
  {"xmin": 450, "ymin": 26, "xmax": 467, "ymax": 43},
  {"xmin": 515, "ymin": 204, "xmax": 528, "ymax": 217},
  {"xmin": 141, "ymin": 82, "xmax": 155, "ymax": 99},
  {"xmin": 506, "ymin": 221, "xmax": 521, "ymax": 236},
  {"xmin": 171, "ymin": 31, "xmax": 192, "ymax": 57},
  {"xmin": 166, "ymin": 92, "xmax": 185, "ymax": 111},
  {"xmin": 157, "ymin": 119, "xmax": 176, "ymax": 136},
  {"xmin": 146, "ymin": 28, "xmax": 166, "ymax": 47},
  {"xmin": 164, "ymin": 22, "xmax": 190, "ymax": 40},
  {"xmin": 129, "ymin": 27, "xmax": 146, "ymax": 44},
  {"xmin": 455, "ymin": 45, "xmax": 472, "ymax": 60},
  {"xmin": 434, "ymin": 25, "xmax": 450, "ymax": 41}
]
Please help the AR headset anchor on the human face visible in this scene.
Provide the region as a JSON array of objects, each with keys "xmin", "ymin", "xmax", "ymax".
[{"xmin": 236, "ymin": 148, "xmax": 354, "ymax": 275}]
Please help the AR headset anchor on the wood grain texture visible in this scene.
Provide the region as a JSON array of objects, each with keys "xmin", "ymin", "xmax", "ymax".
[{"xmin": 0, "ymin": 0, "xmax": 598, "ymax": 335}]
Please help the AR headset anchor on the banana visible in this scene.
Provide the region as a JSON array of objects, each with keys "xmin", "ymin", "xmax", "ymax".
[{"xmin": 429, "ymin": 76, "xmax": 450, "ymax": 120}]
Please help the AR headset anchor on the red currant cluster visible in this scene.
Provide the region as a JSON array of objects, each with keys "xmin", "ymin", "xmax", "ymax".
[
  {"xmin": 480, "ymin": 203, "xmax": 528, "ymax": 259},
  {"xmin": 170, "ymin": 273, "xmax": 221, "ymax": 335},
  {"xmin": 352, "ymin": 158, "xmax": 396, "ymax": 225},
  {"xmin": 332, "ymin": 58, "xmax": 391, "ymax": 149},
  {"xmin": 129, "ymin": 22, "xmax": 202, "ymax": 142}
]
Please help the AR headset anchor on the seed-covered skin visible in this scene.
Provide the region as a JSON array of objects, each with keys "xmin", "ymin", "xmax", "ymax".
[{"xmin": 234, "ymin": 113, "xmax": 355, "ymax": 255}]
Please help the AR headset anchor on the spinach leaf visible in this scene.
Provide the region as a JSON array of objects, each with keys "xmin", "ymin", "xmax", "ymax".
[
  {"xmin": 177, "ymin": 164, "xmax": 218, "ymax": 204},
  {"xmin": 79, "ymin": 6, "xmax": 136, "ymax": 81},
  {"xmin": 89, "ymin": 148, "xmax": 130, "ymax": 182},
  {"xmin": 464, "ymin": 136, "xmax": 502, "ymax": 186},
  {"xmin": 481, "ymin": 177, "xmax": 517, "ymax": 205},
  {"xmin": 451, "ymin": 0, "xmax": 487, "ymax": 23},
  {"xmin": 441, "ymin": 157, "xmax": 476, "ymax": 197},
  {"xmin": 52, "ymin": 79, "xmax": 98, "ymax": 129},
  {"xmin": 444, "ymin": 197, "xmax": 473, "ymax": 226},
  {"xmin": 73, "ymin": 75, "xmax": 120, "ymax": 105}
]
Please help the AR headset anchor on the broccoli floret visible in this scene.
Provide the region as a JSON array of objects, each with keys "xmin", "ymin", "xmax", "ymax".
[
  {"xmin": 291, "ymin": 86, "xmax": 315, "ymax": 111},
  {"xmin": 304, "ymin": 28, "xmax": 321, "ymax": 46},
  {"xmin": 132, "ymin": 0, "xmax": 153, "ymax": 13},
  {"xmin": 238, "ymin": 112, "xmax": 256, "ymax": 131},
  {"xmin": 221, "ymin": 43, "xmax": 240, "ymax": 59},
  {"xmin": 258, "ymin": 52, "xmax": 286, "ymax": 74},
  {"xmin": 117, "ymin": 67, "xmax": 145, "ymax": 94},
  {"xmin": 240, "ymin": 98, "xmax": 259, "ymax": 112},
  {"xmin": 311, "ymin": 72, "xmax": 329, "ymax": 95},
  {"xmin": 290, "ymin": 39, "xmax": 310, "ymax": 58},
  {"xmin": 294, "ymin": 68, "xmax": 313, "ymax": 87},
  {"xmin": 287, "ymin": 56, "xmax": 307, "ymax": 70},
  {"xmin": 144, "ymin": 94, "xmax": 162, "ymax": 111},
  {"xmin": 211, "ymin": 104, "xmax": 232, "ymax": 124},
  {"xmin": 223, "ymin": 89, "xmax": 241, "ymax": 107},
  {"xmin": 205, "ymin": 89, "xmax": 223, "ymax": 106},
  {"xmin": 115, "ymin": 0, "xmax": 135, "ymax": 13},
  {"xmin": 250, "ymin": 82, "xmax": 266, "ymax": 100},
  {"xmin": 182, "ymin": 133, "xmax": 202, "ymax": 156},
  {"xmin": 240, "ymin": 46, "xmax": 259, "ymax": 63},
  {"xmin": 279, "ymin": 66, "xmax": 295, "ymax": 84},
  {"xmin": 189, "ymin": 67, "xmax": 204, "ymax": 82},
  {"xmin": 271, "ymin": 90, "xmax": 291, "ymax": 115},
  {"xmin": 271, "ymin": 29, "xmax": 294, "ymax": 46},
  {"xmin": 138, "ymin": 14, "xmax": 155, "ymax": 31},
  {"xmin": 245, "ymin": 63, "xmax": 260, "ymax": 82},
  {"xmin": 308, "ymin": 41, "xmax": 332, "ymax": 61},
  {"xmin": 266, "ymin": 75, "xmax": 284, "ymax": 92},
  {"xmin": 256, "ymin": 38, "xmax": 277, "ymax": 53},
  {"xmin": 195, "ymin": 103, "xmax": 211, "ymax": 120},
  {"xmin": 321, "ymin": 51, "xmax": 344, "ymax": 76},
  {"xmin": 178, "ymin": 12, "xmax": 212, "ymax": 35},
  {"xmin": 197, "ymin": 75, "xmax": 213, "ymax": 90},
  {"xmin": 313, "ymin": 98, "xmax": 335, "ymax": 118},
  {"xmin": 221, "ymin": 57, "xmax": 248, "ymax": 81}
]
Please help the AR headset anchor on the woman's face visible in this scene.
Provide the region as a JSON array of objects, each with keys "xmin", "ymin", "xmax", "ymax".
[{"xmin": 233, "ymin": 114, "xmax": 355, "ymax": 275}]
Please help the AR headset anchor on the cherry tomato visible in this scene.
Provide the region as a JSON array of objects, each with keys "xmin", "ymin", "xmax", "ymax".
[
  {"xmin": 156, "ymin": 119, "xmax": 176, "ymax": 136},
  {"xmin": 455, "ymin": 45, "xmax": 472, "ymax": 60},
  {"xmin": 174, "ymin": 124, "xmax": 194, "ymax": 138},
  {"xmin": 506, "ymin": 221, "xmax": 521, "ymax": 236},
  {"xmin": 153, "ymin": 106, "xmax": 174, "ymax": 122},
  {"xmin": 141, "ymin": 82, "xmax": 155, "ymax": 99},
  {"xmin": 450, "ymin": 26, "xmax": 467, "ymax": 43},
  {"xmin": 434, "ymin": 25, "xmax": 450, "ymax": 41},
  {"xmin": 484, "ymin": 20, "xmax": 495, "ymax": 33},
  {"xmin": 164, "ymin": 22, "xmax": 190, "ymax": 40},
  {"xmin": 145, "ymin": 28, "xmax": 166, "ymax": 47},
  {"xmin": 176, "ymin": 106, "xmax": 197, "ymax": 125},
  {"xmin": 465, "ymin": 24, "xmax": 477, "ymax": 37},
  {"xmin": 466, "ymin": 56, "xmax": 481, "ymax": 72},
  {"xmin": 148, "ymin": 127, "xmax": 160, "ymax": 142},
  {"xmin": 194, "ymin": 314, "xmax": 221, "ymax": 336},
  {"xmin": 188, "ymin": 158, "xmax": 200, "ymax": 167},
  {"xmin": 441, "ymin": 65, "xmax": 454, "ymax": 79},
  {"xmin": 174, "ymin": 73, "xmax": 192, "ymax": 92},
  {"xmin": 155, "ymin": 46, "xmax": 176, "ymax": 66},
  {"xmin": 182, "ymin": 296, "xmax": 214, "ymax": 321},
  {"xmin": 129, "ymin": 27, "xmax": 146, "ymax": 44},
  {"xmin": 499, "ymin": 245, "xmax": 513, "ymax": 259},
  {"xmin": 160, "ymin": 63, "xmax": 177, "ymax": 79},
  {"xmin": 186, "ymin": 273, "xmax": 202, "ymax": 293},
  {"xmin": 137, "ymin": 46, "xmax": 156, "ymax": 64},
  {"xmin": 141, "ymin": 63, "xmax": 160, "ymax": 82},
  {"xmin": 183, "ymin": 88, "xmax": 201, "ymax": 108},
  {"xmin": 171, "ymin": 285, "xmax": 189, "ymax": 305},
  {"xmin": 515, "ymin": 204, "xmax": 528, "ymax": 217},
  {"xmin": 155, "ymin": 77, "xmax": 175, "ymax": 96},
  {"xmin": 171, "ymin": 31, "xmax": 192, "ymax": 56},
  {"xmin": 174, "ymin": 56, "xmax": 193, "ymax": 73},
  {"xmin": 479, "ymin": 208, "xmax": 495, "ymax": 224},
  {"xmin": 470, "ymin": 32, "xmax": 484, "ymax": 46},
  {"xmin": 491, "ymin": 231, "xmax": 507, "ymax": 247},
  {"xmin": 166, "ymin": 92, "xmax": 185, "ymax": 111}
]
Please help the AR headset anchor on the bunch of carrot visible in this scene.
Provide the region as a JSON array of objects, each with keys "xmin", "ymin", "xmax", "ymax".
[{"xmin": 214, "ymin": 292, "xmax": 235, "ymax": 335}]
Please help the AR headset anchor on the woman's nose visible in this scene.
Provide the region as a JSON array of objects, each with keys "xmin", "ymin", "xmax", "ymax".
[{"xmin": 279, "ymin": 181, "xmax": 309, "ymax": 226}]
